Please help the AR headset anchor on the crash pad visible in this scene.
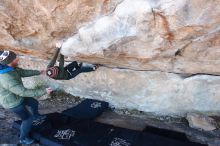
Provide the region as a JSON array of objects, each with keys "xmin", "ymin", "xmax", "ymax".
[
  {"xmin": 62, "ymin": 99, "xmax": 109, "ymax": 120},
  {"xmin": 144, "ymin": 126, "xmax": 188, "ymax": 141},
  {"xmin": 99, "ymin": 127, "xmax": 140, "ymax": 146},
  {"xmin": 40, "ymin": 120, "xmax": 112, "ymax": 146},
  {"xmin": 12, "ymin": 99, "xmax": 207, "ymax": 146},
  {"xmin": 136, "ymin": 132, "xmax": 207, "ymax": 146},
  {"xmin": 73, "ymin": 122, "xmax": 115, "ymax": 146},
  {"xmin": 12, "ymin": 113, "xmax": 71, "ymax": 140}
]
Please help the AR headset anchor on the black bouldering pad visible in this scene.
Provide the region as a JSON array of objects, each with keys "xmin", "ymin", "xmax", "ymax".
[
  {"xmin": 46, "ymin": 112, "xmax": 72, "ymax": 128},
  {"xmin": 12, "ymin": 110, "xmax": 207, "ymax": 146},
  {"xmin": 99, "ymin": 127, "xmax": 141, "ymax": 146},
  {"xmin": 73, "ymin": 122, "xmax": 115, "ymax": 146},
  {"xmin": 40, "ymin": 125, "xmax": 78, "ymax": 146},
  {"xmin": 12, "ymin": 113, "xmax": 71, "ymax": 141},
  {"xmin": 62, "ymin": 99, "xmax": 109, "ymax": 120},
  {"xmin": 40, "ymin": 120, "xmax": 99, "ymax": 146},
  {"xmin": 13, "ymin": 116, "xmax": 51, "ymax": 140},
  {"xmin": 40, "ymin": 121, "xmax": 142, "ymax": 146},
  {"xmin": 144, "ymin": 126, "xmax": 188, "ymax": 141},
  {"xmin": 143, "ymin": 126, "xmax": 207, "ymax": 145},
  {"xmin": 136, "ymin": 132, "xmax": 207, "ymax": 146}
]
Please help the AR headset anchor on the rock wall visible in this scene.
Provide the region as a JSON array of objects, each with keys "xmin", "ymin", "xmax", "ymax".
[
  {"xmin": 61, "ymin": 0, "xmax": 220, "ymax": 75},
  {"xmin": 0, "ymin": 0, "xmax": 220, "ymax": 115},
  {"xmin": 0, "ymin": 0, "xmax": 118, "ymax": 58},
  {"xmin": 20, "ymin": 57, "xmax": 220, "ymax": 115}
]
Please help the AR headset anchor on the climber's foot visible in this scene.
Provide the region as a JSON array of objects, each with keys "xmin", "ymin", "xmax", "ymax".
[{"xmin": 93, "ymin": 64, "xmax": 100, "ymax": 70}]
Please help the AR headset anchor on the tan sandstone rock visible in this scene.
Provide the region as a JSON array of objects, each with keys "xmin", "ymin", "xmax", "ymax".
[
  {"xmin": 186, "ymin": 113, "xmax": 217, "ymax": 131},
  {"xmin": 61, "ymin": 0, "xmax": 220, "ymax": 75},
  {"xmin": 0, "ymin": 0, "xmax": 119, "ymax": 58},
  {"xmin": 0, "ymin": 0, "xmax": 220, "ymax": 115},
  {"xmin": 20, "ymin": 57, "xmax": 220, "ymax": 115}
]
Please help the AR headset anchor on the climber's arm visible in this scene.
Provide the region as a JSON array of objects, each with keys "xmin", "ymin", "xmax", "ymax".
[
  {"xmin": 47, "ymin": 48, "xmax": 61, "ymax": 68},
  {"xmin": 16, "ymin": 68, "xmax": 40, "ymax": 77},
  {"xmin": 59, "ymin": 54, "xmax": 65, "ymax": 69}
]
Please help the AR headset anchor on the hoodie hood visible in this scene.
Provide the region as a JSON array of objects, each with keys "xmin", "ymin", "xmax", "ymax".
[{"xmin": 0, "ymin": 64, "xmax": 14, "ymax": 74}]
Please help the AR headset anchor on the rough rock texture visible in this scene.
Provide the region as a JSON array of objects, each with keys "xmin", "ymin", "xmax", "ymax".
[
  {"xmin": 20, "ymin": 57, "xmax": 220, "ymax": 115},
  {"xmin": 0, "ymin": 0, "xmax": 120, "ymax": 58},
  {"xmin": 61, "ymin": 0, "xmax": 220, "ymax": 75},
  {"xmin": 187, "ymin": 113, "xmax": 217, "ymax": 131},
  {"xmin": 0, "ymin": 0, "xmax": 220, "ymax": 115}
]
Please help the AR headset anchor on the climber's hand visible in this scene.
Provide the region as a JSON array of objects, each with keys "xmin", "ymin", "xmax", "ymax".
[
  {"xmin": 46, "ymin": 87, "xmax": 53, "ymax": 94},
  {"xmin": 55, "ymin": 41, "xmax": 63, "ymax": 49}
]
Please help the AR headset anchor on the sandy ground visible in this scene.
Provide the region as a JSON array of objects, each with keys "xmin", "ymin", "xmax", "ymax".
[{"xmin": 0, "ymin": 92, "xmax": 220, "ymax": 146}]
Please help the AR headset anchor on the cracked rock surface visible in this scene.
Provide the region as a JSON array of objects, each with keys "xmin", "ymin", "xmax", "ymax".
[{"xmin": 0, "ymin": 0, "xmax": 219, "ymax": 115}]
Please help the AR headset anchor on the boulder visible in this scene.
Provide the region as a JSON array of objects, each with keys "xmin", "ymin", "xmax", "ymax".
[
  {"xmin": 61, "ymin": 0, "xmax": 220, "ymax": 75},
  {"xmin": 20, "ymin": 57, "xmax": 220, "ymax": 115},
  {"xmin": 186, "ymin": 113, "xmax": 217, "ymax": 131},
  {"xmin": 0, "ymin": 0, "xmax": 119, "ymax": 58},
  {"xmin": 0, "ymin": 0, "xmax": 220, "ymax": 115}
]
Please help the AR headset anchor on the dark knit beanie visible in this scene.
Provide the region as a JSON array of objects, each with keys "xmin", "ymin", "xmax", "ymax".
[
  {"xmin": 0, "ymin": 50, "xmax": 17, "ymax": 65},
  {"xmin": 46, "ymin": 66, "xmax": 59, "ymax": 78}
]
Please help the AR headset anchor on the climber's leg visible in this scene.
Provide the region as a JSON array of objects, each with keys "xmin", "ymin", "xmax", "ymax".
[
  {"xmin": 24, "ymin": 97, "xmax": 46, "ymax": 121},
  {"xmin": 64, "ymin": 61, "xmax": 80, "ymax": 71},
  {"xmin": 10, "ymin": 102, "xmax": 34, "ymax": 144},
  {"xmin": 66, "ymin": 63, "xmax": 98, "ymax": 80},
  {"xmin": 65, "ymin": 61, "xmax": 81, "ymax": 79},
  {"xmin": 79, "ymin": 63, "xmax": 97, "ymax": 73}
]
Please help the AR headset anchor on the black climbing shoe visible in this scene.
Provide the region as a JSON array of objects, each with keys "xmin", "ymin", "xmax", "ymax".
[{"xmin": 93, "ymin": 64, "xmax": 100, "ymax": 70}]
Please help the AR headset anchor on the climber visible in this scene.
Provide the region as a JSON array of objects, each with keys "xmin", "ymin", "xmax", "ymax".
[
  {"xmin": 0, "ymin": 50, "xmax": 53, "ymax": 145},
  {"xmin": 46, "ymin": 42, "xmax": 98, "ymax": 80}
]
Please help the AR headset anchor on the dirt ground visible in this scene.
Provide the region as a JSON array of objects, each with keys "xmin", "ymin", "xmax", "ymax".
[{"xmin": 0, "ymin": 91, "xmax": 220, "ymax": 146}]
